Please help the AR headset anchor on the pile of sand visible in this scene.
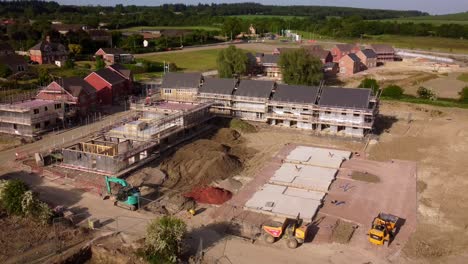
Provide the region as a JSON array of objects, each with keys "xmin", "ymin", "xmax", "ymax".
[
  {"xmin": 160, "ymin": 138, "xmax": 243, "ymax": 191},
  {"xmin": 211, "ymin": 128, "xmax": 242, "ymax": 145},
  {"xmin": 331, "ymin": 220, "xmax": 357, "ymax": 244}
]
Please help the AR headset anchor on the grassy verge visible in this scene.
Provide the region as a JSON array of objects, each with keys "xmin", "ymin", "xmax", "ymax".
[
  {"xmin": 138, "ymin": 49, "xmax": 220, "ymax": 72},
  {"xmin": 382, "ymin": 96, "xmax": 468, "ymax": 109},
  {"xmin": 457, "ymin": 73, "xmax": 468, "ymax": 82}
]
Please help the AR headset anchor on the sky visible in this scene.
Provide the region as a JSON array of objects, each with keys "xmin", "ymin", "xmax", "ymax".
[{"xmin": 53, "ymin": 0, "xmax": 468, "ymax": 15}]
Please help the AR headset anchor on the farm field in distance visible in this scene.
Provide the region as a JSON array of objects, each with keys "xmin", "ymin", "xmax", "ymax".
[
  {"xmin": 230, "ymin": 14, "xmax": 305, "ymax": 20},
  {"xmin": 378, "ymin": 19, "xmax": 468, "ymax": 25},
  {"xmin": 377, "ymin": 11, "xmax": 468, "ymax": 25},
  {"xmin": 137, "ymin": 48, "xmax": 220, "ymax": 72},
  {"xmin": 119, "ymin": 25, "xmax": 221, "ymax": 32}
]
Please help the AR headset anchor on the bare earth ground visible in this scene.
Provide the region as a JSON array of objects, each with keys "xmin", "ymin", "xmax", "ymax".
[
  {"xmin": 202, "ymin": 101, "xmax": 468, "ymax": 263},
  {"xmin": 1, "ymin": 101, "xmax": 468, "ymax": 263},
  {"xmin": 341, "ymin": 59, "xmax": 468, "ymax": 99}
]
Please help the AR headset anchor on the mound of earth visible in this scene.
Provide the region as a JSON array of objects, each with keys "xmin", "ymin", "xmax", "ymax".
[
  {"xmin": 145, "ymin": 194, "xmax": 196, "ymax": 215},
  {"xmin": 160, "ymin": 139, "xmax": 243, "ymax": 191},
  {"xmin": 211, "ymin": 128, "xmax": 241, "ymax": 145},
  {"xmin": 185, "ymin": 187, "xmax": 232, "ymax": 205}
]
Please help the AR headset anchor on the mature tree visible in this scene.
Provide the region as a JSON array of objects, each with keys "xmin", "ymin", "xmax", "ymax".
[
  {"xmin": 358, "ymin": 78, "xmax": 380, "ymax": 94},
  {"xmin": 68, "ymin": 44, "xmax": 82, "ymax": 58},
  {"xmin": 459, "ymin": 86, "xmax": 468, "ymax": 103},
  {"xmin": 221, "ymin": 17, "xmax": 243, "ymax": 39},
  {"xmin": 0, "ymin": 179, "xmax": 28, "ymax": 215},
  {"xmin": 145, "ymin": 216, "xmax": 186, "ymax": 263},
  {"xmin": 95, "ymin": 56, "xmax": 105, "ymax": 70},
  {"xmin": 37, "ymin": 68, "xmax": 52, "ymax": 85},
  {"xmin": 217, "ymin": 45, "xmax": 248, "ymax": 78},
  {"xmin": 381, "ymin": 84, "xmax": 404, "ymax": 99},
  {"xmin": 417, "ymin": 86, "xmax": 436, "ymax": 100},
  {"xmin": 278, "ymin": 48, "xmax": 323, "ymax": 86},
  {"xmin": 0, "ymin": 64, "xmax": 12, "ymax": 78}
]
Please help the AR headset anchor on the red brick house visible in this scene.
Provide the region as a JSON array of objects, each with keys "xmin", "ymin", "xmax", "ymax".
[
  {"xmin": 95, "ymin": 48, "xmax": 133, "ymax": 65},
  {"xmin": 331, "ymin": 44, "xmax": 360, "ymax": 62},
  {"xmin": 303, "ymin": 45, "xmax": 333, "ymax": 64},
  {"xmin": 256, "ymin": 53, "xmax": 282, "ymax": 80},
  {"xmin": 339, "ymin": 53, "xmax": 361, "ymax": 76},
  {"xmin": 29, "ymin": 36, "xmax": 68, "ymax": 64},
  {"xmin": 356, "ymin": 49, "xmax": 378, "ymax": 70},
  {"xmin": 369, "ymin": 44, "xmax": 395, "ymax": 63},
  {"xmin": 108, "ymin": 64, "xmax": 134, "ymax": 94},
  {"xmin": 84, "ymin": 68, "xmax": 127, "ymax": 105},
  {"xmin": 36, "ymin": 77, "xmax": 97, "ymax": 117}
]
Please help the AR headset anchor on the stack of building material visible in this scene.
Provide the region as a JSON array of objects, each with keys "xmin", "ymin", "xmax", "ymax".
[{"xmin": 245, "ymin": 146, "xmax": 351, "ymax": 220}]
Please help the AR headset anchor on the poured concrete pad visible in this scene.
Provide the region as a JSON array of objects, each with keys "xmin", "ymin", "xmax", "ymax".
[
  {"xmin": 270, "ymin": 163, "xmax": 337, "ymax": 192},
  {"xmin": 286, "ymin": 146, "xmax": 351, "ymax": 168},
  {"xmin": 245, "ymin": 184, "xmax": 323, "ymax": 219}
]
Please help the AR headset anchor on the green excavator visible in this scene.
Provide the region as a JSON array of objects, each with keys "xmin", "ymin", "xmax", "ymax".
[{"xmin": 104, "ymin": 176, "xmax": 140, "ymax": 211}]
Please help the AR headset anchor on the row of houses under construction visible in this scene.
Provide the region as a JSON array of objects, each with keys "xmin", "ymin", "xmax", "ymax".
[{"xmin": 158, "ymin": 72, "xmax": 379, "ymax": 138}]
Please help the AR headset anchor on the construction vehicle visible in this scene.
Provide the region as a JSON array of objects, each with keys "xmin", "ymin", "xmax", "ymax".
[
  {"xmin": 368, "ymin": 213, "xmax": 399, "ymax": 246},
  {"xmin": 104, "ymin": 176, "xmax": 140, "ymax": 211},
  {"xmin": 262, "ymin": 215, "xmax": 308, "ymax": 249}
]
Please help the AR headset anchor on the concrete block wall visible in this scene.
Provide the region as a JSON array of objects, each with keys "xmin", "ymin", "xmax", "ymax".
[{"xmin": 297, "ymin": 122, "xmax": 313, "ymax": 130}]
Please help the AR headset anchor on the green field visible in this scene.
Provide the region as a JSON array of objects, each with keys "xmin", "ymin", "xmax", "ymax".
[
  {"xmin": 378, "ymin": 12, "xmax": 468, "ymax": 25},
  {"xmin": 378, "ymin": 18, "xmax": 468, "ymax": 25},
  {"xmin": 230, "ymin": 15, "xmax": 305, "ymax": 20},
  {"xmin": 458, "ymin": 73, "xmax": 468, "ymax": 82},
  {"xmin": 120, "ymin": 26, "xmax": 221, "ymax": 32},
  {"xmin": 138, "ymin": 49, "xmax": 220, "ymax": 72}
]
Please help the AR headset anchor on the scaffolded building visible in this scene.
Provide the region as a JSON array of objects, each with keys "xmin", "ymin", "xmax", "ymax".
[
  {"xmin": 195, "ymin": 75, "xmax": 378, "ymax": 138},
  {"xmin": 61, "ymin": 102, "xmax": 212, "ymax": 174}
]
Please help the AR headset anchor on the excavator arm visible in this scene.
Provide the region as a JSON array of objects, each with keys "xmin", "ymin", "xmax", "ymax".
[{"xmin": 105, "ymin": 176, "xmax": 129, "ymax": 194}]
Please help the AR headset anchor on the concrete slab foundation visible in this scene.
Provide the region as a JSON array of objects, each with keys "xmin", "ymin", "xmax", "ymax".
[
  {"xmin": 244, "ymin": 145, "xmax": 350, "ymax": 220},
  {"xmin": 285, "ymin": 146, "xmax": 351, "ymax": 168}
]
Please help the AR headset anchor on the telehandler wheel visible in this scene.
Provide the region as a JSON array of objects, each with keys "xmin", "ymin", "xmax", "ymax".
[
  {"xmin": 264, "ymin": 234, "xmax": 275, "ymax": 244},
  {"xmin": 287, "ymin": 239, "xmax": 298, "ymax": 249}
]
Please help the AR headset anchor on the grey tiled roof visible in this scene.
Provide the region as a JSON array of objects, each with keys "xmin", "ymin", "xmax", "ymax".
[
  {"xmin": 235, "ymin": 80, "xmax": 274, "ymax": 98},
  {"xmin": 272, "ymin": 84, "xmax": 319, "ymax": 104},
  {"xmin": 94, "ymin": 68, "xmax": 125, "ymax": 85},
  {"xmin": 199, "ymin": 78, "xmax": 237, "ymax": 95},
  {"xmin": 348, "ymin": 53, "xmax": 361, "ymax": 62},
  {"xmin": 319, "ymin": 87, "xmax": 371, "ymax": 109},
  {"xmin": 161, "ymin": 72, "xmax": 201, "ymax": 89},
  {"xmin": 61, "ymin": 77, "xmax": 96, "ymax": 97},
  {"xmin": 360, "ymin": 49, "xmax": 377, "ymax": 58},
  {"xmin": 261, "ymin": 54, "xmax": 280, "ymax": 64}
]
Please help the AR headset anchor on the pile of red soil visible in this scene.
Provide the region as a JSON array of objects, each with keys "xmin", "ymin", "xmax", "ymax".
[{"xmin": 184, "ymin": 187, "xmax": 233, "ymax": 205}]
